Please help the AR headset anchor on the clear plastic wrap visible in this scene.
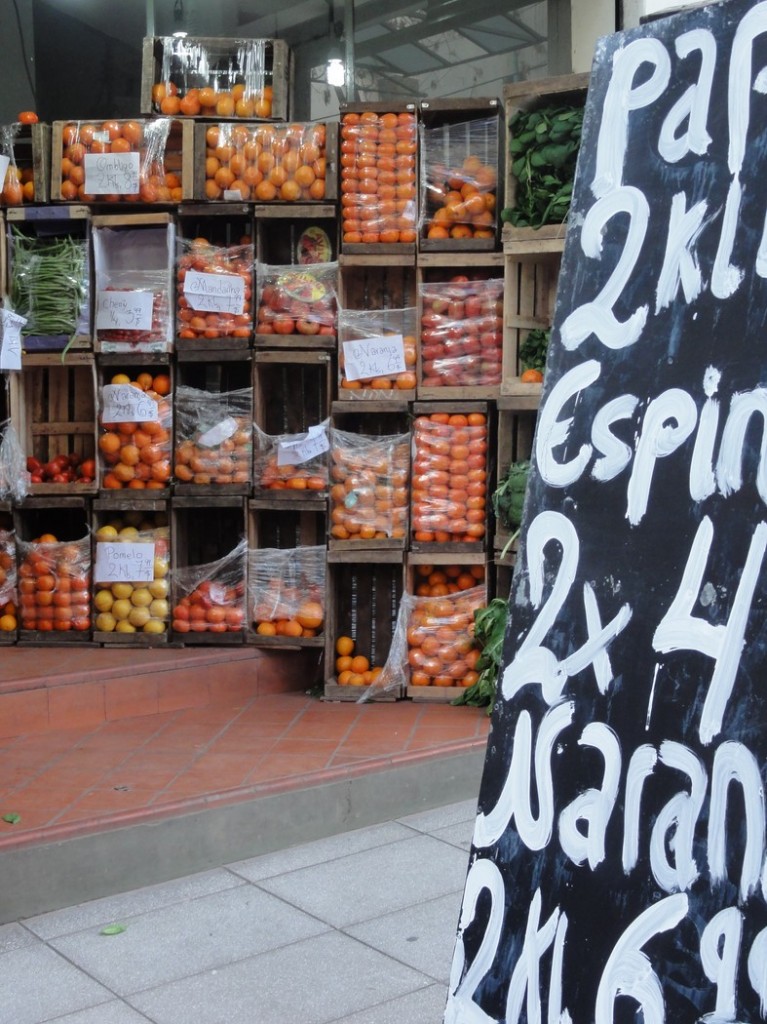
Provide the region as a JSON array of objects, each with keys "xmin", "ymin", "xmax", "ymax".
[
  {"xmin": 95, "ymin": 272, "xmax": 172, "ymax": 349},
  {"xmin": 253, "ymin": 420, "xmax": 329, "ymax": 491},
  {"xmin": 339, "ymin": 110, "xmax": 417, "ymax": 245},
  {"xmin": 0, "ymin": 527, "xmax": 17, "ymax": 632},
  {"xmin": 174, "ymin": 385, "xmax": 252, "ymax": 487},
  {"xmin": 248, "ymin": 545, "xmax": 325, "ymax": 638},
  {"xmin": 171, "ymin": 538, "xmax": 247, "ymax": 634},
  {"xmin": 56, "ymin": 118, "xmax": 183, "ymax": 203},
  {"xmin": 201, "ymin": 122, "xmax": 328, "ymax": 202},
  {"xmin": 419, "ymin": 116, "xmax": 498, "ymax": 241},
  {"xmin": 93, "ymin": 513, "xmax": 170, "ymax": 636},
  {"xmin": 374, "ymin": 584, "xmax": 486, "ymax": 696},
  {"xmin": 98, "ymin": 370, "xmax": 172, "ymax": 491},
  {"xmin": 419, "ymin": 276, "xmax": 503, "ymax": 387},
  {"xmin": 17, "ymin": 533, "xmax": 91, "ymax": 633},
  {"xmin": 9, "ymin": 227, "xmax": 89, "ymax": 340},
  {"xmin": 0, "ymin": 420, "xmax": 30, "ymax": 502},
  {"xmin": 337, "ymin": 306, "xmax": 417, "ymax": 396},
  {"xmin": 411, "ymin": 411, "xmax": 488, "ymax": 543},
  {"xmin": 177, "ymin": 238, "xmax": 253, "ymax": 341},
  {"xmin": 256, "ymin": 261, "xmax": 337, "ymax": 337},
  {"xmin": 151, "ymin": 38, "xmax": 273, "ymax": 118},
  {"xmin": 329, "ymin": 429, "xmax": 409, "ymax": 541},
  {"xmin": 0, "ymin": 122, "xmax": 33, "ymax": 206}
]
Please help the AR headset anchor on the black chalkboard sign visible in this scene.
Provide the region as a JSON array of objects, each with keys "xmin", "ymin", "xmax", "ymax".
[{"xmin": 446, "ymin": 1, "xmax": 767, "ymax": 1021}]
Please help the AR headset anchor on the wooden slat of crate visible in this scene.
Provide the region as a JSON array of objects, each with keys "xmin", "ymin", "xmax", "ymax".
[
  {"xmin": 9, "ymin": 352, "xmax": 97, "ymax": 496},
  {"xmin": 253, "ymin": 349, "xmax": 332, "ymax": 434},
  {"xmin": 141, "ymin": 37, "xmax": 291, "ymax": 122},
  {"xmin": 330, "ymin": 399, "xmax": 409, "ymax": 417},
  {"xmin": 248, "ymin": 498, "xmax": 326, "ymax": 547},
  {"xmin": 503, "ymin": 71, "xmax": 589, "ymax": 216},
  {"xmin": 328, "ymin": 538, "xmax": 405, "ymax": 558},
  {"xmin": 175, "ymin": 340, "xmax": 251, "ymax": 360},
  {"xmin": 501, "ymin": 247, "xmax": 560, "ymax": 396},
  {"xmin": 253, "ymin": 333, "xmax": 336, "ymax": 352},
  {"xmin": 324, "ymin": 553, "xmax": 405, "ymax": 702}
]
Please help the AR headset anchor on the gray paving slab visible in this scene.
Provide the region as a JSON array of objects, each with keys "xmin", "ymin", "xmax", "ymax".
[
  {"xmin": 430, "ymin": 820, "xmax": 475, "ymax": 851},
  {"xmin": 0, "ymin": 944, "xmax": 113, "ymax": 1024},
  {"xmin": 49, "ymin": 885, "xmax": 330, "ymax": 997},
  {"xmin": 257, "ymin": 833, "xmax": 469, "ymax": 929},
  {"xmin": 397, "ymin": 798, "xmax": 478, "ymax": 834},
  {"xmin": 330, "ymin": 983, "xmax": 449, "ymax": 1023},
  {"xmin": 228, "ymin": 820, "xmax": 415, "ymax": 883},
  {"xmin": 346, "ymin": 890, "xmax": 462, "ymax": 985},
  {"xmin": 25, "ymin": 868, "xmax": 243, "ymax": 940},
  {"xmin": 0, "ymin": 921, "xmax": 35, "ymax": 953},
  {"xmin": 127, "ymin": 930, "xmax": 430, "ymax": 1024},
  {"xmin": 41, "ymin": 1002, "xmax": 153, "ymax": 1023}
]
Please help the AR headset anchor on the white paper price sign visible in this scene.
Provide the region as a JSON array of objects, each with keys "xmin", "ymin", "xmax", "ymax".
[
  {"xmin": 198, "ymin": 416, "xmax": 238, "ymax": 448},
  {"xmin": 102, "ymin": 384, "xmax": 159, "ymax": 424},
  {"xmin": 95, "ymin": 541, "xmax": 155, "ymax": 583},
  {"xmin": 0, "ymin": 309, "xmax": 27, "ymax": 371},
  {"xmin": 342, "ymin": 334, "xmax": 406, "ymax": 381},
  {"xmin": 84, "ymin": 152, "xmax": 140, "ymax": 195},
  {"xmin": 96, "ymin": 291, "xmax": 153, "ymax": 332},
  {"xmin": 183, "ymin": 270, "xmax": 245, "ymax": 315},
  {"xmin": 0, "ymin": 155, "xmax": 10, "ymax": 189},
  {"xmin": 277, "ymin": 423, "xmax": 329, "ymax": 466}
]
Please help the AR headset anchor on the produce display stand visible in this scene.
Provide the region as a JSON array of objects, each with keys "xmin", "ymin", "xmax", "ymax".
[
  {"xmin": 9, "ymin": 351, "xmax": 98, "ymax": 497},
  {"xmin": 323, "ymin": 548, "xmax": 405, "ymax": 701},
  {"xmin": 0, "ymin": 121, "xmax": 51, "ymax": 208}
]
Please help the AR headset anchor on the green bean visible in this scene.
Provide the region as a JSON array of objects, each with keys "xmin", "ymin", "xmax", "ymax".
[{"xmin": 10, "ymin": 228, "xmax": 88, "ymax": 338}]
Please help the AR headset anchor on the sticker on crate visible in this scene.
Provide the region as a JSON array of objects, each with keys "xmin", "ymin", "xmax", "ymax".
[
  {"xmin": 17, "ymin": 534, "xmax": 91, "ymax": 634},
  {"xmin": 256, "ymin": 261, "xmax": 337, "ymax": 339},
  {"xmin": 177, "ymin": 237, "xmax": 253, "ymax": 343},
  {"xmin": 171, "ymin": 539, "xmax": 246, "ymax": 636},
  {"xmin": 93, "ymin": 513, "xmax": 170, "ymax": 637},
  {"xmin": 329, "ymin": 429, "xmax": 409, "ymax": 542},
  {"xmin": 248, "ymin": 545, "xmax": 324, "ymax": 640},
  {"xmin": 98, "ymin": 369, "xmax": 172, "ymax": 492},
  {"xmin": 338, "ymin": 306, "xmax": 417, "ymax": 396},
  {"xmin": 0, "ymin": 527, "xmax": 17, "ymax": 634},
  {"xmin": 174, "ymin": 386, "xmax": 252, "ymax": 488},
  {"xmin": 419, "ymin": 277, "xmax": 503, "ymax": 388}
]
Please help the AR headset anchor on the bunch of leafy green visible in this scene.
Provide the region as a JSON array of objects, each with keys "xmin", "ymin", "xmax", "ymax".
[
  {"xmin": 493, "ymin": 459, "xmax": 530, "ymax": 533},
  {"xmin": 452, "ymin": 598, "xmax": 509, "ymax": 710},
  {"xmin": 519, "ymin": 328, "xmax": 550, "ymax": 373},
  {"xmin": 502, "ymin": 104, "xmax": 583, "ymax": 228}
]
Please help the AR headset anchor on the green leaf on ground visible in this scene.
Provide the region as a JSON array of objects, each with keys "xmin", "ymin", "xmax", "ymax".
[
  {"xmin": 100, "ymin": 923, "xmax": 126, "ymax": 936},
  {"xmin": 1, "ymin": 812, "xmax": 21, "ymax": 825}
]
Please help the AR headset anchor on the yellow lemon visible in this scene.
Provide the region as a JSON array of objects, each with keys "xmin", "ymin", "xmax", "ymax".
[{"xmin": 95, "ymin": 611, "xmax": 117, "ymax": 632}]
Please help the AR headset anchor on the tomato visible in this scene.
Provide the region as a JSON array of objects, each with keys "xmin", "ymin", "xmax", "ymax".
[{"xmin": 17, "ymin": 111, "xmax": 38, "ymax": 124}]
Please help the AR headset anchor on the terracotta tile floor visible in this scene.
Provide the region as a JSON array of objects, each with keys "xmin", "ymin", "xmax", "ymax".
[{"xmin": 0, "ymin": 691, "xmax": 490, "ymax": 851}]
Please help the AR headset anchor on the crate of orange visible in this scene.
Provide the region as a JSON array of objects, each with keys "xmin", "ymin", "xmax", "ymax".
[
  {"xmin": 0, "ymin": 523, "xmax": 17, "ymax": 643},
  {"xmin": 418, "ymin": 100, "xmax": 501, "ymax": 252},
  {"xmin": 247, "ymin": 544, "xmax": 325, "ymax": 648},
  {"xmin": 337, "ymin": 306, "xmax": 417, "ymax": 402},
  {"xmin": 97, "ymin": 367, "xmax": 172, "ymax": 496},
  {"xmin": 339, "ymin": 103, "xmax": 418, "ymax": 254},
  {"xmin": 176, "ymin": 236, "xmax": 253, "ymax": 351},
  {"xmin": 141, "ymin": 36, "xmax": 291, "ymax": 122},
  {"xmin": 194, "ymin": 121, "xmax": 335, "ymax": 203},
  {"xmin": 9, "ymin": 352, "xmax": 98, "ymax": 496},
  {"xmin": 51, "ymin": 118, "xmax": 192, "ymax": 204},
  {"xmin": 16, "ymin": 528, "xmax": 92, "ymax": 643},
  {"xmin": 0, "ymin": 119, "xmax": 50, "ymax": 207},
  {"xmin": 328, "ymin": 428, "xmax": 409, "ymax": 553},
  {"xmin": 170, "ymin": 537, "xmax": 246, "ymax": 644},
  {"xmin": 253, "ymin": 419, "xmax": 329, "ymax": 501},
  {"xmin": 324, "ymin": 550, "xmax": 404, "ymax": 701},
  {"xmin": 174, "ymin": 385, "xmax": 252, "ymax": 495},
  {"xmin": 410, "ymin": 403, "xmax": 491, "ymax": 555}
]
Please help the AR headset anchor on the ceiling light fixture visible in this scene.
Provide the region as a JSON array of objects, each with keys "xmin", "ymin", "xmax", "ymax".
[
  {"xmin": 326, "ymin": 55, "xmax": 345, "ymax": 87},
  {"xmin": 326, "ymin": 12, "xmax": 345, "ymax": 89}
]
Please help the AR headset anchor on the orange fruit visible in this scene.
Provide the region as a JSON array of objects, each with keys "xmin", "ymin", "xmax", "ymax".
[
  {"xmin": 336, "ymin": 635, "xmax": 354, "ymax": 656},
  {"xmin": 350, "ymin": 654, "xmax": 369, "ymax": 674}
]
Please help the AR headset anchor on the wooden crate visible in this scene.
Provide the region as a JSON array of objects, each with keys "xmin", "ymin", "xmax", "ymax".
[
  {"xmin": 410, "ymin": 401, "xmax": 493, "ymax": 557},
  {"xmin": 253, "ymin": 348, "xmax": 332, "ymax": 435},
  {"xmin": 13, "ymin": 498, "xmax": 93, "ymax": 644},
  {"xmin": 0, "ymin": 122, "xmax": 51, "ymax": 207},
  {"xmin": 9, "ymin": 352, "xmax": 97, "ymax": 496},
  {"xmin": 6, "ymin": 205, "xmax": 91, "ymax": 352},
  {"xmin": 141, "ymin": 36, "xmax": 292, "ymax": 122},
  {"xmin": 170, "ymin": 496, "xmax": 247, "ymax": 645},
  {"xmin": 418, "ymin": 99, "xmax": 501, "ymax": 253},
  {"xmin": 255, "ymin": 204, "xmax": 337, "ymax": 266},
  {"xmin": 254, "ymin": 260, "xmax": 337, "ymax": 351},
  {"xmin": 193, "ymin": 121, "xmax": 337, "ymax": 203},
  {"xmin": 502, "ymin": 72, "xmax": 589, "ymax": 244},
  {"xmin": 51, "ymin": 119, "xmax": 193, "ymax": 204},
  {"xmin": 494, "ymin": 397, "xmax": 537, "ymax": 561},
  {"xmin": 416, "ymin": 251, "xmax": 503, "ymax": 400},
  {"xmin": 405, "ymin": 550, "xmax": 488, "ymax": 702},
  {"xmin": 501, "ymin": 242, "xmax": 561, "ymax": 396},
  {"xmin": 173, "ymin": 359, "xmax": 253, "ymax": 497},
  {"xmin": 91, "ymin": 500, "xmax": 171, "ymax": 646},
  {"xmin": 0, "ymin": 510, "xmax": 17, "ymax": 645},
  {"xmin": 339, "ymin": 102, "xmax": 418, "ymax": 256},
  {"xmin": 324, "ymin": 551, "xmax": 405, "ymax": 701}
]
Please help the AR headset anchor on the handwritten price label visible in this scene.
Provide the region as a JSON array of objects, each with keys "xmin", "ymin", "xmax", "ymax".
[
  {"xmin": 183, "ymin": 271, "xmax": 246, "ymax": 315},
  {"xmin": 84, "ymin": 152, "xmax": 140, "ymax": 195},
  {"xmin": 95, "ymin": 541, "xmax": 155, "ymax": 583},
  {"xmin": 96, "ymin": 291, "xmax": 153, "ymax": 332},
  {"xmin": 198, "ymin": 416, "xmax": 238, "ymax": 448},
  {"xmin": 342, "ymin": 334, "xmax": 406, "ymax": 381},
  {"xmin": 102, "ymin": 384, "xmax": 159, "ymax": 424},
  {"xmin": 277, "ymin": 423, "xmax": 329, "ymax": 466},
  {"xmin": 0, "ymin": 309, "xmax": 26, "ymax": 371}
]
